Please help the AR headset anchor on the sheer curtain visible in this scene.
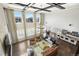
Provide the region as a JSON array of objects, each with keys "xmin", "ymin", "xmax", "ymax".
[{"xmin": 5, "ymin": 9, "xmax": 18, "ymax": 44}]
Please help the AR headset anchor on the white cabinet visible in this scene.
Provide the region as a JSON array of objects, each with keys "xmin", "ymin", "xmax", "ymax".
[{"xmin": 56, "ymin": 34, "xmax": 78, "ymax": 45}]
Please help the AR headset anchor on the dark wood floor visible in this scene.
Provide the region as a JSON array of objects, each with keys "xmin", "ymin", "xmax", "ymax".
[
  {"xmin": 12, "ymin": 40, "xmax": 28, "ymax": 56},
  {"xmin": 56, "ymin": 39, "xmax": 78, "ymax": 56},
  {"xmin": 12, "ymin": 36, "xmax": 40, "ymax": 56},
  {"xmin": 12, "ymin": 38, "xmax": 78, "ymax": 56}
]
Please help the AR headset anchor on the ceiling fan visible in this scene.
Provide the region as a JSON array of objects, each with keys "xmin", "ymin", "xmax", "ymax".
[
  {"xmin": 47, "ymin": 3, "xmax": 65, "ymax": 9},
  {"xmin": 14, "ymin": 3, "xmax": 51, "ymax": 12},
  {"xmin": 35, "ymin": 3, "xmax": 66, "ymax": 12},
  {"xmin": 10, "ymin": 3, "xmax": 66, "ymax": 12}
]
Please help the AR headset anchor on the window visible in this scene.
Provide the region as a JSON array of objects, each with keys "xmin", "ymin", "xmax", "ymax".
[
  {"xmin": 15, "ymin": 17, "xmax": 21, "ymax": 23},
  {"xmin": 26, "ymin": 17, "xmax": 33, "ymax": 22},
  {"xmin": 26, "ymin": 12, "xmax": 33, "ymax": 23},
  {"xmin": 14, "ymin": 11, "xmax": 25, "ymax": 40},
  {"xmin": 14, "ymin": 11, "xmax": 22, "ymax": 23},
  {"xmin": 36, "ymin": 17, "xmax": 39, "ymax": 22},
  {"xmin": 36, "ymin": 13, "xmax": 40, "ymax": 23}
]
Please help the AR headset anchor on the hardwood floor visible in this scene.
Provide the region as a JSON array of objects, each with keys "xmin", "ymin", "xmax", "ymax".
[
  {"xmin": 12, "ymin": 36, "xmax": 78, "ymax": 56},
  {"xmin": 12, "ymin": 40, "xmax": 28, "ymax": 56},
  {"xmin": 56, "ymin": 39, "xmax": 78, "ymax": 56},
  {"xmin": 12, "ymin": 36, "xmax": 40, "ymax": 56}
]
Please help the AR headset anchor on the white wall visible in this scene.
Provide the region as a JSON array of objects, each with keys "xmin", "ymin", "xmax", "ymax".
[{"xmin": 45, "ymin": 4, "xmax": 79, "ymax": 32}]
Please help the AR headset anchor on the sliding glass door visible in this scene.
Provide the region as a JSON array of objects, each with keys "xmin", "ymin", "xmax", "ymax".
[
  {"xmin": 36, "ymin": 13, "xmax": 40, "ymax": 36},
  {"xmin": 6, "ymin": 9, "xmax": 44, "ymax": 43},
  {"xmin": 25, "ymin": 12, "xmax": 35, "ymax": 38},
  {"xmin": 14, "ymin": 11, "xmax": 25, "ymax": 41}
]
